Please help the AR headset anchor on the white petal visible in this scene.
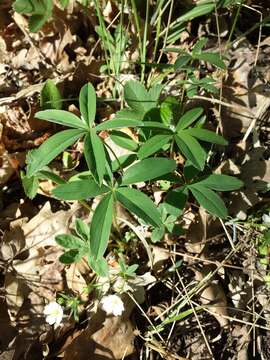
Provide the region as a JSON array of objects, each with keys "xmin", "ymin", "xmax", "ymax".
[
  {"xmin": 46, "ymin": 315, "xmax": 56, "ymax": 325},
  {"xmin": 100, "ymin": 295, "xmax": 124, "ymax": 316}
]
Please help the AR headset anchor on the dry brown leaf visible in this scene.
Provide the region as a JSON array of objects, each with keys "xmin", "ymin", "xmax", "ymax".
[
  {"xmin": 185, "ymin": 208, "xmax": 222, "ymax": 254},
  {"xmin": 63, "ymin": 307, "xmax": 135, "ymax": 360},
  {"xmin": 65, "ymin": 262, "xmax": 88, "ymax": 302},
  {"xmin": 221, "ymin": 41, "xmax": 269, "ymax": 138},
  {"xmin": 3, "ymin": 202, "xmax": 80, "ymax": 323}
]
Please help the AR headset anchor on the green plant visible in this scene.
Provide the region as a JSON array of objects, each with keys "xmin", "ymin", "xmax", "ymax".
[
  {"xmin": 57, "ymin": 293, "xmax": 83, "ymax": 322},
  {"xmin": 12, "ymin": 0, "xmax": 69, "ymax": 32},
  {"xmin": 23, "ymin": 80, "xmax": 243, "ymax": 277}
]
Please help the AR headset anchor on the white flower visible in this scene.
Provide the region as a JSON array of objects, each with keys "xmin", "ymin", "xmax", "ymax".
[
  {"xmin": 262, "ymin": 212, "xmax": 270, "ymax": 224},
  {"xmin": 100, "ymin": 294, "xmax": 124, "ymax": 316},
  {"xmin": 43, "ymin": 301, "xmax": 63, "ymax": 327}
]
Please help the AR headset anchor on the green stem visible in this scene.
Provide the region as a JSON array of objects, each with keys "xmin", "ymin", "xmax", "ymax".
[
  {"xmin": 141, "ymin": 0, "xmax": 150, "ymax": 83},
  {"xmin": 226, "ymin": 0, "xmax": 243, "ymax": 50},
  {"xmin": 130, "ymin": 0, "xmax": 143, "ymax": 77}
]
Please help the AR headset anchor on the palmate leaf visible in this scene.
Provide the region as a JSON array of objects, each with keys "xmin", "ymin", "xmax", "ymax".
[
  {"xmin": 138, "ymin": 134, "xmax": 172, "ymax": 159},
  {"xmin": 90, "ymin": 193, "xmax": 114, "ymax": 259},
  {"xmin": 26, "ymin": 129, "xmax": 85, "ymax": 177},
  {"xmin": 110, "ymin": 130, "xmax": 138, "ymax": 152},
  {"xmin": 13, "ymin": 0, "xmax": 53, "ymax": 32},
  {"xmin": 164, "ymin": 187, "xmax": 188, "ymax": 217},
  {"xmin": 121, "ymin": 158, "xmax": 176, "ymax": 185},
  {"xmin": 59, "ymin": 249, "xmax": 86, "ymax": 264},
  {"xmin": 96, "ymin": 118, "xmax": 143, "ymax": 131},
  {"xmin": 124, "ymin": 80, "xmax": 162, "ymax": 115},
  {"xmin": 112, "ymin": 108, "xmax": 142, "ymax": 122},
  {"xmin": 55, "ymin": 234, "xmax": 86, "ymax": 249},
  {"xmin": 35, "ymin": 110, "xmax": 88, "ymax": 130},
  {"xmin": 28, "ymin": 14, "xmax": 50, "ymax": 32},
  {"xmin": 175, "ymin": 133, "xmax": 206, "ymax": 171},
  {"xmin": 188, "ymin": 183, "xmax": 228, "ymax": 218},
  {"xmin": 79, "ymin": 83, "xmax": 96, "ymax": 127},
  {"xmin": 196, "ymin": 52, "xmax": 226, "ymax": 70},
  {"xmin": 195, "ymin": 174, "xmax": 243, "ymax": 191},
  {"xmin": 13, "ymin": 0, "xmax": 34, "ymax": 13},
  {"xmin": 52, "ymin": 178, "xmax": 109, "ymax": 200},
  {"xmin": 84, "ymin": 130, "xmax": 106, "ymax": 185},
  {"xmin": 116, "ymin": 187, "xmax": 162, "ymax": 228},
  {"xmin": 184, "ymin": 128, "xmax": 228, "ymax": 145},
  {"xmin": 176, "ymin": 107, "xmax": 204, "ymax": 131},
  {"xmin": 111, "ymin": 154, "xmax": 137, "ymax": 172}
]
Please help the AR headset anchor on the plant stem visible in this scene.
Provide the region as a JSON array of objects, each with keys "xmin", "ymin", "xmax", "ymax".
[
  {"xmin": 141, "ymin": 0, "xmax": 150, "ymax": 83},
  {"xmin": 130, "ymin": 0, "xmax": 143, "ymax": 78}
]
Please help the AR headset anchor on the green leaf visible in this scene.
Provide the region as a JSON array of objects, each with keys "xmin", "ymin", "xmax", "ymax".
[
  {"xmin": 175, "ymin": 133, "xmax": 206, "ymax": 171},
  {"xmin": 116, "ymin": 187, "xmax": 162, "ymax": 227},
  {"xmin": 90, "ymin": 193, "xmax": 114, "ymax": 258},
  {"xmin": 59, "ymin": 0, "xmax": 70, "ymax": 8},
  {"xmin": 79, "ymin": 83, "xmax": 96, "ymax": 126},
  {"xmin": 160, "ymin": 96, "xmax": 181, "ymax": 125},
  {"xmin": 177, "ymin": 3, "xmax": 215, "ymax": 23},
  {"xmin": 26, "ymin": 129, "xmax": 84, "ymax": 177},
  {"xmin": 113, "ymin": 108, "xmax": 142, "ymax": 122},
  {"xmin": 59, "ymin": 249, "xmax": 84, "ymax": 264},
  {"xmin": 91, "ymin": 129, "xmax": 106, "ymax": 186},
  {"xmin": 140, "ymin": 121, "xmax": 173, "ymax": 132},
  {"xmin": 37, "ymin": 170, "xmax": 66, "ymax": 184},
  {"xmin": 95, "ymin": 118, "xmax": 143, "ymax": 131},
  {"xmin": 28, "ymin": 14, "xmax": 48, "ymax": 32},
  {"xmin": 35, "ymin": 110, "xmax": 88, "ymax": 130},
  {"xmin": 151, "ymin": 226, "xmax": 165, "ymax": 243},
  {"xmin": 176, "ymin": 107, "xmax": 204, "ymax": 131},
  {"xmin": 189, "ymin": 184, "xmax": 228, "ymax": 218},
  {"xmin": 21, "ymin": 172, "xmax": 39, "ymax": 199},
  {"xmin": 121, "ymin": 158, "xmax": 177, "ymax": 185},
  {"xmin": 40, "ymin": 79, "xmax": 62, "ymax": 110},
  {"xmin": 196, "ymin": 52, "xmax": 226, "ymax": 70},
  {"xmin": 174, "ymin": 55, "xmax": 192, "ymax": 70},
  {"xmin": 195, "ymin": 174, "xmax": 243, "ymax": 191},
  {"xmin": 52, "ymin": 178, "xmax": 109, "ymax": 200},
  {"xmin": 55, "ymin": 234, "xmax": 85, "ymax": 249},
  {"xmin": 111, "ymin": 154, "xmax": 137, "ymax": 172},
  {"xmin": 164, "ymin": 187, "xmax": 188, "ymax": 217},
  {"xmin": 13, "ymin": 0, "xmax": 34, "ymax": 13},
  {"xmin": 192, "ymin": 37, "xmax": 208, "ymax": 54},
  {"xmin": 110, "ymin": 130, "xmax": 138, "ymax": 152},
  {"xmin": 184, "ymin": 128, "xmax": 228, "ymax": 145},
  {"xmin": 75, "ymin": 219, "xmax": 90, "ymax": 241},
  {"xmin": 88, "ymin": 255, "xmax": 109, "ymax": 277},
  {"xmin": 147, "ymin": 84, "xmax": 163, "ymax": 103},
  {"xmin": 183, "ymin": 161, "xmax": 200, "ymax": 181},
  {"xmin": 124, "ymin": 80, "xmax": 160, "ymax": 114},
  {"xmin": 84, "ymin": 130, "xmax": 106, "ymax": 185},
  {"xmin": 138, "ymin": 134, "xmax": 172, "ymax": 159},
  {"xmin": 124, "ymin": 80, "xmax": 148, "ymax": 113}
]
